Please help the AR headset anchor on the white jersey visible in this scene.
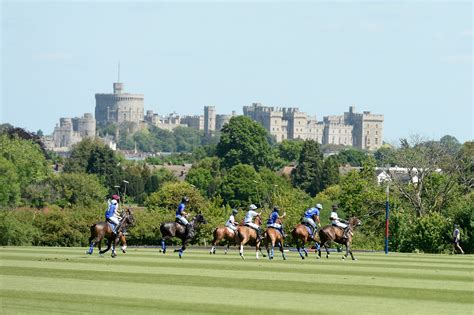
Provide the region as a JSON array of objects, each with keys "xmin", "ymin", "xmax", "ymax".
[
  {"xmin": 244, "ymin": 210, "xmax": 259, "ymax": 224},
  {"xmin": 226, "ymin": 215, "xmax": 236, "ymax": 226},
  {"xmin": 330, "ymin": 211, "xmax": 339, "ymax": 225}
]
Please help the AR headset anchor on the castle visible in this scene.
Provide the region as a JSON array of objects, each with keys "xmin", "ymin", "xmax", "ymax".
[
  {"xmin": 243, "ymin": 103, "xmax": 383, "ymax": 150},
  {"xmin": 43, "ymin": 113, "xmax": 96, "ymax": 151},
  {"xmin": 95, "ymin": 82, "xmax": 144, "ymax": 125},
  {"xmin": 45, "ymin": 79, "xmax": 384, "ymax": 151}
]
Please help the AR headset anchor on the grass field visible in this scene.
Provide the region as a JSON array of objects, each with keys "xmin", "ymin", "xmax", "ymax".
[{"xmin": 0, "ymin": 246, "xmax": 472, "ymax": 314}]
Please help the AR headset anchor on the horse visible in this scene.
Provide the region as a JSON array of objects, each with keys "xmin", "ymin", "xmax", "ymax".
[
  {"xmin": 209, "ymin": 225, "xmax": 239, "ymax": 255},
  {"xmin": 87, "ymin": 208, "xmax": 135, "ymax": 258},
  {"xmin": 160, "ymin": 213, "xmax": 207, "ymax": 258},
  {"xmin": 265, "ymin": 217, "xmax": 286, "ymax": 260},
  {"xmin": 236, "ymin": 215, "xmax": 266, "ymax": 260},
  {"xmin": 318, "ymin": 217, "xmax": 362, "ymax": 260},
  {"xmin": 291, "ymin": 222, "xmax": 319, "ymax": 260}
]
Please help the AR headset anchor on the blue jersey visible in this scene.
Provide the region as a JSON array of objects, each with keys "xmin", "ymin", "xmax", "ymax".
[
  {"xmin": 105, "ymin": 203, "xmax": 116, "ymax": 219},
  {"xmin": 267, "ymin": 211, "xmax": 279, "ymax": 225},
  {"xmin": 304, "ymin": 207, "xmax": 319, "ymax": 219},
  {"xmin": 176, "ymin": 203, "xmax": 186, "ymax": 217}
]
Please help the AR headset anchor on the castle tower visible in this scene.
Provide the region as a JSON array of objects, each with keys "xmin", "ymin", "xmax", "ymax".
[
  {"xmin": 204, "ymin": 106, "xmax": 216, "ymax": 134},
  {"xmin": 95, "ymin": 81, "xmax": 144, "ymax": 125},
  {"xmin": 77, "ymin": 113, "xmax": 96, "ymax": 138}
]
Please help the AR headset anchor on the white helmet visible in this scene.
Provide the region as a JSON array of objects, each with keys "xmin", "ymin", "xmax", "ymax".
[
  {"xmin": 249, "ymin": 204, "xmax": 258, "ymax": 210},
  {"xmin": 316, "ymin": 203, "xmax": 323, "ymax": 209}
]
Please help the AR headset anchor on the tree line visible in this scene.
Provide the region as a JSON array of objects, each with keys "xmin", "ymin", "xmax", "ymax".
[{"xmin": 0, "ymin": 120, "xmax": 472, "ymax": 253}]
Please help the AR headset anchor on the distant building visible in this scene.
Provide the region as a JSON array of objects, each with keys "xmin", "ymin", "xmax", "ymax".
[
  {"xmin": 243, "ymin": 103, "xmax": 384, "ymax": 150},
  {"xmin": 144, "ymin": 110, "xmax": 186, "ymax": 131},
  {"xmin": 216, "ymin": 111, "xmax": 237, "ymax": 131},
  {"xmin": 181, "ymin": 115, "xmax": 204, "ymax": 131},
  {"xmin": 204, "ymin": 106, "xmax": 216, "ymax": 134},
  {"xmin": 95, "ymin": 82, "xmax": 144, "ymax": 125},
  {"xmin": 45, "ymin": 113, "xmax": 96, "ymax": 151}
]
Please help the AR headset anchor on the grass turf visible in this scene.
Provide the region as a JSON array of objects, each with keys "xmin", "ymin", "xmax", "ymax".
[{"xmin": 0, "ymin": 247, "xmax": 472, "ymax": 314}]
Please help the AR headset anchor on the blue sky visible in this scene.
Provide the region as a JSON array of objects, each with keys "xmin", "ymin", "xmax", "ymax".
[{"xmin": 1, "ymin": 1, "xmax": 472, "ymax": 143}]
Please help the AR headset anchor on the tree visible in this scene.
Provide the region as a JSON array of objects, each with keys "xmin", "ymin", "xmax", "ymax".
[
  {"xmin": 50, "ymin": 173, "xmax": 108, "ymax": 207},
  {"xmin": 218, "ymin": 164, "xmax": 262, "ymax": 207},
  {"xmin": 216, "ymin": 116, "xmax": 271, "ymax": 170},
  {"xmin": 145, "ymin": 168, "xmax": 177, "ymax": 194},
  {"xmin": 439, "ymin": 135, "xmax": 462, "ymax": 155},
  {"xmin": 336, "ymin": 148, "xmax": 368, "ymax": 166},
  {"xmin": 0, "ymin": 133, "xmax": 50, "ymax": 190},
  {"xmin": 390, "ymin": 136, "xmax": 464, "ymax": 217},
  {"xmin": 277, "ymin": 139, "xmax": 305, "ymax": 163},
  {"xmin": 64, "ymin": 138, "xmax": 123, "ymax": 191},
  {"xmin": 291, "ymin": 140, "xmax": 324, "ymax": 197},
  {"xmin": 0, "ymin": 156, "xmax": 21, "ymax": 207},
  {"xmin": 321, "ymin": 155, "xmax": 340, "ymax": 188}
]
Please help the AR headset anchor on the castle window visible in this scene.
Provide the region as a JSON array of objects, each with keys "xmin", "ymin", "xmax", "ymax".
[
  {"xmin": 375, "ymin": 131, "xmax": 378, "ymax": 135},
  {"xmin": 375, "ymin": 138, "xmax": 378, "ymax": 145}
]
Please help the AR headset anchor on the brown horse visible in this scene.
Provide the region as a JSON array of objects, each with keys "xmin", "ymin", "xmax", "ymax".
[
  {"xmin": 209, "ymin": 225, "xmax": 239, "ymax": 255},
  {"xmin": 160, "ymin": 213, "xmax": 207, "ymax": 258},
  {"xmin": 236, "ymin": 215, "xmax": 266, "ymax": 260},
  {"xmin": 318, "ymin": 217, "xmax": 361, "ymax": 260},
  {"xmin": 87, "ymin": 208, "xmax": 135, "ymax": 258},
  {"xmin": 265, "ymin": 217, "xmax": 286, "ymax": 260},
  {"xmin": 291, "ymin": 223, "xmax": 319, "ymax": 260}
]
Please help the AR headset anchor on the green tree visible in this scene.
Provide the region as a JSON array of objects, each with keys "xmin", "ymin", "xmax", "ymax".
[
  {"xmin": 277, "ymin": 139, "xmax": 305, "ymax": 163},
  {"xmin": 218, "ymin": 164, "xmax": 262, "ymax": 207},
  {"xmin": 336, "ymin": 148, "xmax": 368, "ymax": 166},
  {"xmin": 50, "ymin": 173, "xmax": 108, "ymax": 208},
  {"xmin": 321, "ymin": 155, "xmax": 340, "ymax": 188},
  {"xmin": 145, "ymin": 168, "xmax": 177, "ymax": 194},
  {"xmin": 64, "ymin": 138, "xmax": 123, "ymax": 191},
  {"xmin": 0, "ymin": 134, "xmax": 50, "ymax": 190},
  {"xmin": 216, "ymin": 116, "xmax": 271, "ymax": 170},
  {"xmin": 185, "ymin": 157, "xmax": 222, "ymax": 198},
  {"xmin": 291, "ymin": 140, "xmax": 324, "ymax": 197},
  {"xmin": 0, "ymin": 157, "xmax": 21, "ymax": 207},
  {"xmin": 439, "ymin": 135, "xmax": 462, "ymax": 155}
]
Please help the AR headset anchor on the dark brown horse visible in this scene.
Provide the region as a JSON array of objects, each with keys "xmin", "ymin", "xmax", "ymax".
[
  {"xmin": 87, "ymin": 208, "xmax": 135, "ymax": 258},
  {"xmin": 291, "ymin": 223, "xmax": 319, "ymax": 260},
  {"xmin": 160, "ymin": 213, "xmax": 207, "ymax": 258},
  {"xmin": 318, "ymin": 217, "xmax": 361, "ymax": 260},
  {"xmin": 209, "ymin": 225, "xmax": 239, "ymax": 255},
  {"xmin": 265, "ymin": 217, "xmax": 286, "ymax": 260},
  {"xmin": 236, "ymin": 215, "xmax": 266, "ymax": 260}
]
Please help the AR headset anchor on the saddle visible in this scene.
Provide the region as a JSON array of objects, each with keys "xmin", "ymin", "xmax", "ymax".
[{"xmin": 175, "ymin": 218, "xmax": 186, "ymax": 226}]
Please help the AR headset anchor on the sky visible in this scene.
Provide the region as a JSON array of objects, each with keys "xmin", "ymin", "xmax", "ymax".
[{"xmin": 1, "ymin": 1, "xmax": 473, "ymax": 143}]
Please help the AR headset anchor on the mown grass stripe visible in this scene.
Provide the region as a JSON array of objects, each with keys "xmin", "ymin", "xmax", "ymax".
[
  {"xmin": 2, "ymin": 254, "xmax": 471, "ymax": 284},
  {"xmin": 1, "ymin": 259, "xmax": 470, "ymax": 293},
  {"xmin": 1, "ymin": 266, "xmax": 472, "ymax": 305},
  {"xmin": 1, "ymin": 247, "xmax": 473, "ymax": 315},
  {"xmin": 3, "ymin": 275, "xmax": 472, "ymax": 315}
]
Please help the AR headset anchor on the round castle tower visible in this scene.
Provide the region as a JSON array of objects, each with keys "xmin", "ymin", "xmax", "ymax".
[{"xmin": 95, "ymin": 82, "xmax": 144, "ymax": 125}]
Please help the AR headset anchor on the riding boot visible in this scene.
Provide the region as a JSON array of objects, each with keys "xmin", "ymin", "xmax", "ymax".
[
  {"xmin": 343, "ymin": 228, "xmax": 350, "ymax": 240},
  {"xmin": 279, "ymin": 228, "xmax": 286, "ymax": 238},
  {"xmin": 256, "ymin": 228, "xmax": 263, "ymax": 241}
]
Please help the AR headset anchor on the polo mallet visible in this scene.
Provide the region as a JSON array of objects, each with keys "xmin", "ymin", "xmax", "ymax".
[
  {"xmin": 252, "ymin": 180, "xmax": 263, "ymax": 209},
  {"xmin": 122, "ymin": 180, "xmax": 129, "ymax": 205},
  {"xmin": 114, "ymin": 185, "xmax": 121, "ymax": 199}
]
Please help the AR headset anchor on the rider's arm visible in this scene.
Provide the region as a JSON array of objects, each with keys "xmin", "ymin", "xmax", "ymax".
[{"xmin": 315, "ymin": 215, "xmax": 321, "ymax": 226}]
